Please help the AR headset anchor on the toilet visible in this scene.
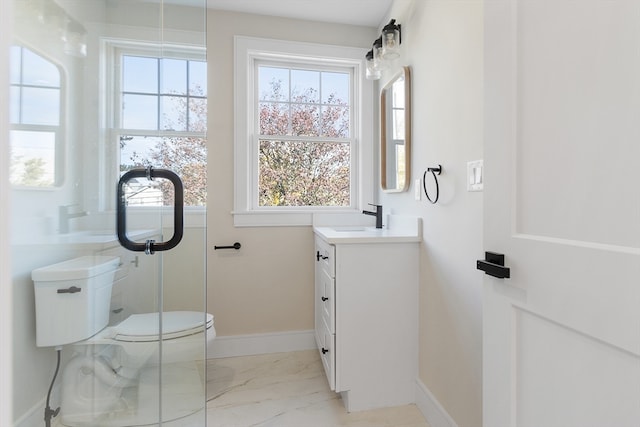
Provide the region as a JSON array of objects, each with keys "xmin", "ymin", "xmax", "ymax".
[{"xmin": 32, "ymin": 255, "xmax": 215, "ymax": 426}]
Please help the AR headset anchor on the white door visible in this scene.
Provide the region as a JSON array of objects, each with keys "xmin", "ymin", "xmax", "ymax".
[{"xmin": 483, "ymin": 1, "xmax": 640, "ymax": 426}]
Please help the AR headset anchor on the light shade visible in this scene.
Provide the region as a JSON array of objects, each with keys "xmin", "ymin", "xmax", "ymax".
[
  {"xmin": 381, "ymin": 19, "xmax": 401, "ymax": 60},
  {"xmin": 364, "ymin": 19, "xmax": 402, "ymax": 79}
]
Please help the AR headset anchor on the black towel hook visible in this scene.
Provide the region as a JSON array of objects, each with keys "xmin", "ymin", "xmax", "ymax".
[{"xmin": 423, "ymin": 165, "xmax": 442, "ymax": 204}]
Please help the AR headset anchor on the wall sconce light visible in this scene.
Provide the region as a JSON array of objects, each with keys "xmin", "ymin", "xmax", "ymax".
[
  {"xmin": 62, "ymin": 18, "xmax": 88, "ymax": 58},
  {"xmin": 19, "ymin": 0, "xmax": 88, "ymax": 58},
  {"xmin": 365, "ymin": 19, "xmax": 402, "ymax": 80}
]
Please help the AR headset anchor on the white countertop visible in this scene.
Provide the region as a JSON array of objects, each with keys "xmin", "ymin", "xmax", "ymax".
[{"xmin": 313, "ymin": 216, "xmax": 422, "ymax": 244}]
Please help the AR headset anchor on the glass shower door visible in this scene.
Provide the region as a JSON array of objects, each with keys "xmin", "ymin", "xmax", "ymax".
[{"xmin": 8, "ymin": 0, "xmax": 207, "ymax": 425}]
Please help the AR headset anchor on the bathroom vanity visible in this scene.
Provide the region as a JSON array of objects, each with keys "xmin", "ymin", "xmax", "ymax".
[{"xmin": 313, "ymin": 217, "xmax": 420, "ymax": 412}]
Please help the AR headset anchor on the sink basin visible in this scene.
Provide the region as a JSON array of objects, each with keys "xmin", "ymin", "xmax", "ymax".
[
  {"xmin": 314, "ymin": 216, "xmax": 422, "ymax": 244},
  {"xmin": 331, "ymin": 227, "xmax": 369, "ymax": 232}
]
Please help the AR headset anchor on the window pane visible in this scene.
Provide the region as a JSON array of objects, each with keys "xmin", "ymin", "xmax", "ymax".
[
  {"xmin": 123, "ymin": 56, "xmax": 158, "ymax": 94},
  {"xmin": 258, "ymin": 140, "xmax": 350, "ymax": 207},
  {"xmin": 22, "ymin": 48, "xmax": 60, "ymax": 87},
  {"xmin": 161, "ymin": 58, "xmax": 187, "ymax": 95},
  {"xmin": 259, "ymin": 67, "xmax": 288, "ymax": 101},
  {"xmin": 189, "ymin": 98, "xmax": 207, "ymax": 132},
  {"xmin": 122, "ymin": 94, "xmax": 158, "ymax": 129},
  {"xmin": 392, "ymin": 78, "xmax": 405, "ymax": 108},
  {"xmin": 393, "ymin": 109, "xmax": 405, "ymax": 140},
  {"xmin": 395, "ymin": 144, "xmax": 406, "ymax": 190},
  {"xmin": 22, "ymin": 87, "xmax": 60, "ymax": 125},
  {"xmin": 10, "ymin": 130, "xmax": 56, "ymax": 186},
  {"xmin": 291, "ymin": 104, "xmax": 319, "ymax": 136},
  {"xmin": 291, "ymin": 69, "xmax": 319, "ymax": 103},
  {"xmin": 10, "ymin": 86, "xmax": 19, "ymax": 124},
  {"xmin": 259, "ymin": 102, "xmax": 289, "ymax": 135},
  {"xmin": 120, "ymin": 135, "xmax": 206, "ymax": 206},
  {"xmin": 161, "ymin": 95, "xmax": 186, "ymax": 131},
  {"xmin": 321, "ymin": 72, "xmax": 349, "ymax": 106},
  {"xmin": 189, "ymin": 60, "xmax": 207, "ymax": 96},
  {"xmin": 122, "ymin": 176, "xmax": 165, "ymax": 206},
  {"xmin": 321, "ymin": 105, "xmax": 349, "ymax": 138},
  {"xmin": 10, "ymin": 46, "xmax": 20, "ymax": 85}
]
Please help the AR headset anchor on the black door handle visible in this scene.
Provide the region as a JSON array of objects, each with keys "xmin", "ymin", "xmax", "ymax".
[
  {"xmin": 477, "ymin": 251, "xmax": 510, "ymax": 279},
  {"xmin": 117, "ymin": 167, "xmax": 184, "ymax": 254},
  {"xmin": 316, "ymin": 251, "xmax": 329, "ymax": 261}
]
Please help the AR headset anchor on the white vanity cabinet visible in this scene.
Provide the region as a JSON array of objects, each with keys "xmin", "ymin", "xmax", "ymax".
[{"xmin": 313, "ymin": 225, "xmax": 419, "ymax": 412}]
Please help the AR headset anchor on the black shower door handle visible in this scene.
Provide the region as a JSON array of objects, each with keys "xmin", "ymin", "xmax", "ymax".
[{"xmin": 117, "ymin": 167, "xmax": 184, "ymax": 254}]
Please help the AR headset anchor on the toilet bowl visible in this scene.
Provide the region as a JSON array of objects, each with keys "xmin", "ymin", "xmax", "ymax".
[{"xmin": 32, "ymin": 255, "xmax": 214, "ymax": 426}]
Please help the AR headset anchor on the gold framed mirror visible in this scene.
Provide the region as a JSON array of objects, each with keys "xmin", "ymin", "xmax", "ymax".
[{"xmin": 381, "ymin": 66, "xmax": 411, "ymax": 192}]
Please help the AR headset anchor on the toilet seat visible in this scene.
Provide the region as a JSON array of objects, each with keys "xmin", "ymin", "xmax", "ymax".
[{"xmin": 114, "ymin": 311, "xmax": 214, "ymax": 342}]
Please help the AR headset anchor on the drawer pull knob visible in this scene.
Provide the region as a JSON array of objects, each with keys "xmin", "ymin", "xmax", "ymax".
[
  {"xmin": 321, "ymin": 296, "xmax": 329, "ymax": 301},
  {"xmin": 322, "ymin": 347, "xmax": 329, "ymax": 354}
]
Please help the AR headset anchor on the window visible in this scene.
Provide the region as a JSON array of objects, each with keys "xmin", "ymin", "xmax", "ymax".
[
  {"xmin": 258, "ymin": 64, "xmax": 351, "ymax": 207},
  {"xmin": 234, "ymin": 37, "xmax": 374, "ymax": 226},
  {"xmin": 111, "ymin": 44, "xmax": 207, "ymax": 206},
  {"xmin": 9, "ymin": 46, "xmax": 63, "ymax": 187}
]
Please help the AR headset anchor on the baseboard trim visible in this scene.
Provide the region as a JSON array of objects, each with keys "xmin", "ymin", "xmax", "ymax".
[
  {"xmin": 207, "ymin": 329, "xmax": 316, "ymax": 359},
  {"xmin": 415, "ymin": 379, "xmax": 459, "ymax": 427}
]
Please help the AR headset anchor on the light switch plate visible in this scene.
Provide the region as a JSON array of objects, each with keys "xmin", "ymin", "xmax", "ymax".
[
  {"xmin": 414, "ymin": 178, "xmax": 421, "ymax": 200},
  {"xmin": 467, "ymin": 160, "xmax": 483, "ymax": 192}
]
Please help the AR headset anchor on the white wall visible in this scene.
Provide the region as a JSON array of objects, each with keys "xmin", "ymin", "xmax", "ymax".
[
  {"xmin": 206, "ymin": 10, "xmax": 378, "ymax": 337},
  {"xmin": 380, "ymin": 1, "xmax": 484, "ymax": 426}
]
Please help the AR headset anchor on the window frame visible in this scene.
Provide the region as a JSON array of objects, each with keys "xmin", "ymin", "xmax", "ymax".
[
  {"xmin": 103, "ymin": 39, "xmax": 206, "ymax": 211},
  {"xmin": 9, "ymin": 45, "xmax": 65, "ymax": 189},
  {"xmin": 234, "ymin": 36, "xmax": 374, "ymax": 227}
]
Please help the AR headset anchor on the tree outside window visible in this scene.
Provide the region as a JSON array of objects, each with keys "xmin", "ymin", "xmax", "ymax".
[
  {"xmin": 118, "ymin": 54, "xmax": 207, "ymax": 206},
  {"xmin": 257, "ymin": 65, "xmax": 351, "ymax": 207}
]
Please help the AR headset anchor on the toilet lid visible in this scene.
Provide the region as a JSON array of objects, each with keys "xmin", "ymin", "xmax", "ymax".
[{"xmin": 114, "ymin": 311, "xmax": 214, "ymax": 342}]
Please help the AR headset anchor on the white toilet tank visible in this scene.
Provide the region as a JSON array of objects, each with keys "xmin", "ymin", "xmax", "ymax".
[{"xmin": 32, "ymin": 256, "xmax": 120, "ymax": 347}]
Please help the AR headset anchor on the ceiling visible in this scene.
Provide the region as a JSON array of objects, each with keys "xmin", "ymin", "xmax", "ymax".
[{"xmin": 206, "ymin": 0, "xmax": 393, "ymax": 27}]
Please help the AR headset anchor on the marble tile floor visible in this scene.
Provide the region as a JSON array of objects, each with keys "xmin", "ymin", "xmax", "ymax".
[{"xmin": 206, "ymin": 350, "xmax": 430, "ymax": 427}]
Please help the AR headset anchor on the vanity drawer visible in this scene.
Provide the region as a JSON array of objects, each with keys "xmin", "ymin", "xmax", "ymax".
[
  {"xmin": 319, "ymin": 269, "xmax": 335, "ymax": 333},
  {"xmin": 318, "ymin": 318, "xmax": 335, "ymax": 391},
  {"xmin": 315, "ymin": 237, "xmax": 335, "ymax": 278}
]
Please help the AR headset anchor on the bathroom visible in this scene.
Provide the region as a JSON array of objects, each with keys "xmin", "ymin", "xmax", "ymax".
[{"xmin": 1, "ymin": 0, "xmax": 638, "ymax": 426}]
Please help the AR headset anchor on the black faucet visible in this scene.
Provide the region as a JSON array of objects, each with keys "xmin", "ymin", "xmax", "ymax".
[{"xmin": 362, "ymin": 203, "xmax": 383, "ymax": 229}]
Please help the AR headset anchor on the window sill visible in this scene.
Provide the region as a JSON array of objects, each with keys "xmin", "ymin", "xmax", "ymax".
[{"xmin": 232, "ymin": 209, "xmax": 363, "ymax": 228}]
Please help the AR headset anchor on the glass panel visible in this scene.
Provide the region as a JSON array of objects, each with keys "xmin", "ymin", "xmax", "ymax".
[
  {"xmin": 291, "ymin": 104, "xmax": 319, "ymax": 136},
  {"xmin": 393, "ymin": 109, "xmax": 405, "ymax": 140},
  {"xmin": 120, "ymin": 135, "xmax": 206, "ymax": 206},
  {"xmin": 259, "ymin": 66, "xmax": 288, "ymax": 101},
  {"xmin": 189, "ymin": 97, "xmax": 207, "ymax": 131},
  {"xmin": 22, "ymin": 87, "xmax": 60, "ymax": 125},
  {"xmin": 123, "ymin": 94, "xmax": 158, "ymax": 129},
  {"xmin": 123, "ymin": 56, "xmax": 158, "ymax": 93},
  {"xmin": 22, "ymin": 48, "xmax": 60, "ymax": 87},
  {"xmin": 259, "ymin": 140, "xmax": 350, "ymax": 206},
  {"xmin": 291, "ymin": 69, "xmax": 319, "ymax": 103},
  {"xmin": 189, "ymin": 60, "xmax": 207, "ymax": 95},
  {"xmin": 322, "ymin": 72, "xmax": 349, "ymax": 106},
  {"xmin": 161, "ymin": 95, "xmax": 187, "ymax": 131},
  {"xmin": 259, "ymin": 102, "xmax": 289, "ymax": 135},
  {"xmin": 162, "ymin": 58, "xmax": 187, "ymax": 95},
  {"xmin": 9, "ymin": 86, "xmax": 19, "ymax": 124},
  {"xmin": 321, "ymin": 105, "xmax": 349, "ymax": 137},
  {"xmin": 9, "ymin": 46, "xmax": 20, "ymax": 84},
  {"xmin": 9, "ymin": 0, "xmax": 207, "ymax": 426},
  {"xmin": 9, "ymin": 130, "xmax": 56, "ymax": 186}
]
